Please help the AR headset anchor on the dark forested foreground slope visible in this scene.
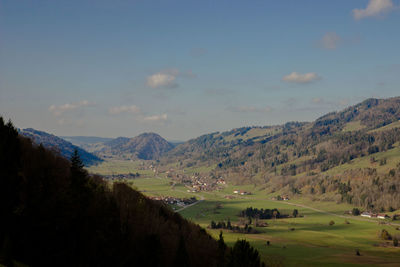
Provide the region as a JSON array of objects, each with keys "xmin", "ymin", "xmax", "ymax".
[
  {"xmin": 159, "ymin": 97, "xmax": 400, "ymax": 211},
  {"xmin": 19, "ymin": 128, "xmax": 102, "ymax": 166},
  {"xmin": 0, "ymin": 118, "xmax": 264, "ymax": 267}
]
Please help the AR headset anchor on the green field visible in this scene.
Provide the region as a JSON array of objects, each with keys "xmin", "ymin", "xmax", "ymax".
[
  {"xmin": 87, "ymin": 160, "xmax": 400, "ymax": 266},
  {"xmin": 327, "ymin": 145, "xmax": 400, "ymax": 175},
  {"xmin": 342, "ymin": 121, "xmax": 366, "ymax": 132},
  {"xmin": 87, "ymin": 160, "xmax": 155, "ymax": 176},
  {"xmin": 369, "ymin": 120, "xmax": 400, "ymax": 133},
  {"xmin": 125, "ymin": 177, "xmax": 400, "ymax": 266}
]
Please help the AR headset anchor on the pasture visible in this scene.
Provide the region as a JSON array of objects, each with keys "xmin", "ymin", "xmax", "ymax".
[{"xmin": 130, "ymin": 177, "xmax": 400, "ymax": 266}]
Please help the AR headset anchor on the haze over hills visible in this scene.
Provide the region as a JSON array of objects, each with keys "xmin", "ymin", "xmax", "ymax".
[
  {"xmin": 61, "ymin": 136, "xmax": 114, "ymax": 147},
  {"xmin": 19, "ymin": 128, "xmax": 102, "ymax": 166}
]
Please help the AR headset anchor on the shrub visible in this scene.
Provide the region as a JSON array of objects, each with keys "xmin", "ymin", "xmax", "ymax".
[
  {"xmin": 381, "ymin": 229, "xmax": 392, "ymax": 240},
  {"xmin": 329, "ymin": 220, "xmax": 335, "ymax": 226},
  {"xmin": 352, "ymin": 208, "xmax": 360, "ymax": 216}
]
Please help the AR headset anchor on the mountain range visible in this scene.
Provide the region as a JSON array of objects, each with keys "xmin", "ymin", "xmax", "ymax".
[
  {"xmin": 17, "ymin": 97, "xmax": 400, "ymax": 211},
  {"xmin": 156, "ymin": 97, "xmax": 400, "ymax": 211},
  {"xmin": 19, "ymin": 128, "xmax": 102, "ymax": 166},
  {"xmin": 162, "ymin": 97, "xmax": 400, "ymax": 175},
  {"xmin": 24, "ymin": 130, "xmax": 176, "ymax": 162}
]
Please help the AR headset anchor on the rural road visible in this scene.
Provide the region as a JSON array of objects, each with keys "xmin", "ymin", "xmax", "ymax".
[
  {"xmin": 175, "ymin": 193, "xmax": 205, "ymax": 213},
  {"xmin": 174, "ymin": 188, "xmax": 205, "ymax": 213}
]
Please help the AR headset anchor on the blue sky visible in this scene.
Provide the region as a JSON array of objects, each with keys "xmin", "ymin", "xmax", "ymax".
[{"xmin": 1, "ymin": 0, "xmax": 399, "ymax": 140}]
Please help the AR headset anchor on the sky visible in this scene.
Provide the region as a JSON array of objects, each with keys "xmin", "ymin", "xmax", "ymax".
[{"xmin": 1, "ymin": 0, "xmax": 400, "ymax": 140}]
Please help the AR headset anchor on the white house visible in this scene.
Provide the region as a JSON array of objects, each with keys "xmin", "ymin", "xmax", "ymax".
[
  {"xmin": 377, "ymin": 214, "xmax": 389, "ymax": 219},
  {"xmin": 361, "ymin": 212, "xmax": 372, "ymax": 218}
]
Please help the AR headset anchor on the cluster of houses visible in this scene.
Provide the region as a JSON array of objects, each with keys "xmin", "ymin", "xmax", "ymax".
[
  {"xmin": 360, "ymin": 212, "xmax": 390, "ymax": 219},
  {"xmin": 271, "ymin": 195, "xmax": 290, "ymax": 201},
  {"xmin": 233, "ymin": 190, "xmax": 251, "ymax": 195},
  {"xmin": 148, "ymin": 196, "xmax": 197, "ymax": 207},
  {"xmin": 148, "ymin": 164, "xmax": 157, "ymax": 173},
  {"xmin": 165, "ymin": 168, "xmax": 226, "ymax": 192}
]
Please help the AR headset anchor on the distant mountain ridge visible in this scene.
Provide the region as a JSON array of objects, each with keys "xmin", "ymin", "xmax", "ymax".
[
  {"xmin": 100, "ymin": 133, "xmax": 174, "ymax": 160},
  {"xmin": 164, "ymin": 97, "xmax": 400, "ymax": 169},
  {"xmin": 61, "ymin": 136, "xmax": 113, "ymax": 146},
  {"xmin": 19, "ymin": 128, "xmax": 102, "ymax": 166}
]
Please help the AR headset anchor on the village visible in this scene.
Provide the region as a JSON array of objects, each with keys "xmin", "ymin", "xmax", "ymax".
[{"xmin": 163, "ymin": 167, "xmax": 227, "ymax": 193}]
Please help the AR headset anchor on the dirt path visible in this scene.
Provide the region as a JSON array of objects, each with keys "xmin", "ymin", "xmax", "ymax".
[{"xmin": 270, "ymin": 200, "xmax": 400, "ymax": 227}]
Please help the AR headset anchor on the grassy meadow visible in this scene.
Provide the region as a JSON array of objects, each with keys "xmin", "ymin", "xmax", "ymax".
[
  {"xmin": 179, "ymin": 186, "xmax": 400, "ymax": 266},
  {"xmin": 87, "ymin": 160, "xmax": 155, "ymax": 176},
  {"xmin": 88, "ymin": 161, "xmax": 400, "ymax": 266}
]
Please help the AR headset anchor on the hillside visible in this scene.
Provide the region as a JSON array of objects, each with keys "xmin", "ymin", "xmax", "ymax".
[
  {"xmin": 0, "ymin": 118, "xmax": 264, "ymax": 267},
  {"xmin": 100, "ymin": 133, "xmax": 174, "ymax": 160},
  {"xmin": 19, "ymin": 128, "xmax": 102, "ymax": 166},
  {"xmin": 159, "ymin": 97, "xmax": 400, "ymax": 211}
]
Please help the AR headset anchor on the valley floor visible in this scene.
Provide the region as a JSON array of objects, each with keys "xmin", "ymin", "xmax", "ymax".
[
  {"xmin": 126, "ymin": 176, "xmax": 400, "ymax": 267},
  {"xmin": 87, "ymin": 161, "xmax": 400, "ymax": 266}
]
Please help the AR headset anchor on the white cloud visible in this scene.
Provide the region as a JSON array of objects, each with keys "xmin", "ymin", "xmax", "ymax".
[
  {"xmin": 146, "ymin": 73, "xmax": 177, "ymax": 89},
  {"xmin": 282, "ymin": 72, "xmax": 321, "ymax": 84},
  {"xmin": 319, "ymin": 32, "xmax": 341, "ymax": 50},
  {"xmin": 353, "ymin": 0, "xmax": 395, "ymax": 20},
  {"xmin": 48, "ymin": 100, "xmax": 92, "ymax": 116},
  {"xmin": 142, "ymin": 113, "xmax": 168, "ymax": 122},
  {"xmin": 146, "ymin": 68, "xmax": 196, "ymax": 89},
  {"xmin": 229, "ymin": 106, "xmax": 272, "ymax": 113},
  {"xmin": 109, "ymin": 105, "xmax": 141, "ymax": 115}
]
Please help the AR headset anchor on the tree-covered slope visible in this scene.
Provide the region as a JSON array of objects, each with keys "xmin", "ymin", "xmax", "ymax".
[
  {"xmin": 0, "ymin": 118, "xmax": 264, "ymax": 267},
  {"xmin": 19, "ymin": 128, "xmax": 102, "ymax": 166},
  {"xmin": 101, "ymin": 132, "xmax": 174, "ymax": 160},
  {"xmin": 158, "ymin": 97, "xmax": 400, "ymax": 211}
]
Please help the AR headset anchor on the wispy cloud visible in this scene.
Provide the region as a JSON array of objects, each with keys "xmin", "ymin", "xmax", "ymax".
[
  {"xmin": 48, "ymin": 100, "xmax": 93, "ymax": 116},
  {"xmin": 319, "ymin": 32, "xmax": 341, "ymax": 50},
  {"xmin": 311, "ymin": 97, "xmax": 324, "ymax": 104},
  {"xmin": 353, "ymin": 0, "xmax": 395, "ymax": 20},
  {"xmin": 146, "ymin": 68, "xmax": 196, "ymax": 89},
  {"xmin": 282, "ymin": 72, "xmax": 321, "ymax": 84},
  {"xmin": 142, "ymin": 113, "xmax": 168, "ymax": 122},
  {"xmin": 109, "ymin": 105, "xmax": 141, "ymax": 115}
]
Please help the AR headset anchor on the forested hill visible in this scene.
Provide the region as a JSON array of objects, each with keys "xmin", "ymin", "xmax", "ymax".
[
  {"xmin": 19, "ymin": 128, "xmax": 102, "ymax": 166},
  {"xmin": 0, "ymin": 118, "xmax": 264, "ymax": 267},
  {"xmin": 100, "ymin": 132, "xmax": 174, "ymax": 160},
  {"xmin": 163, "ymin": 97, "xmax": 400, "ymax": 170},
  {"xmin": 159, "ymin": 97, "xmax": 400, "ymax": 211}
]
